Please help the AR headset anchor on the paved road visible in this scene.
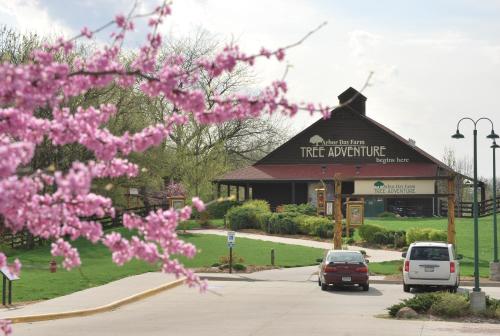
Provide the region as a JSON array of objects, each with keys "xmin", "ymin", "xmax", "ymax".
[
  {"xmin": 188, "ymin": 229, "xmax": 403, "ymax": 262},
  {"xmin": 11, "ymin": 281, "xmax": 500, "ymax": 336}
]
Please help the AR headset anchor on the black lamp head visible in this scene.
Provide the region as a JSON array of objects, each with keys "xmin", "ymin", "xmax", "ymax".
[
  {"xmin": 486, "ymin": 130, "xmax": 500, "ymax": 139},
  {"xmin": 492, "ymin": 141, "xmax": 500, "ymax": 149},
  {"xmin": 451, "ymin": 129, "xmax": 464, "ymax": 139}
]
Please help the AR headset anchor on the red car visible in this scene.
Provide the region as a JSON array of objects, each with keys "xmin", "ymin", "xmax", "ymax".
[{"xmin": 318, "ymin": 250, "xmax": 369, "ymax": 291}]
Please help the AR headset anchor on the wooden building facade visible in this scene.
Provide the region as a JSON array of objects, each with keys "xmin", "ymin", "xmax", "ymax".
[{"xmin": 213, "ymin": 88, "xmax": 484, "ymax": 217}]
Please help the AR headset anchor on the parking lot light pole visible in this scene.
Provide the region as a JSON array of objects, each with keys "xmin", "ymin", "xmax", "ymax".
[
  {"xmin": 452, "ymin": 118, "xmax": 498, "ymax": 300},
  {"xmin": 493, "ymin": 141, "xmax": 499, "ymax": 263}
]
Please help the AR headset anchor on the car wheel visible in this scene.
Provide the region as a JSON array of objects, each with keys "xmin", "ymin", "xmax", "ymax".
[
  {"xmin": 362, "ymin": 284, "xmax": 369, "ymax": 292},
  {"xmin": 321, "ymin": 282, "xmax": 328, "ymax": 291},
  {"xmin": 403, "ymin": 284, "xmax": 411, "ymax": 293},
  {"xmin": 448, "ymin": 286, "xmax": 458, "ymax": 293},
  {"xmin": 318, "ymin": 277, "xmax": 321, "ymax": 287}
]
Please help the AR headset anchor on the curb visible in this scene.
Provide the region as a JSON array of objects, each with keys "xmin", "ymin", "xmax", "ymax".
[
  {"xmin": 198, "ymin": 275, "xmax": 500, "ymax": 287},
  {"xmin": 5, "ymin": 278, "xmax": 185, "ymax": 324}
]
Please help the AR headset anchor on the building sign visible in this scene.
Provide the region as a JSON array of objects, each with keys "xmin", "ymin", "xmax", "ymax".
[
  {"xmin": 354, "ymin": 180, "xmax": 435, "ymax": 195},
  {"xmin": 299, "ymin": 135, "xmax": 410, "ymax": 164}
]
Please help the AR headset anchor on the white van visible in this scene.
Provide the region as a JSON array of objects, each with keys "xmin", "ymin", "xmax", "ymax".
[{"xmin": 402, "ymin": 242, "xmax": 461, "ymax": 293}]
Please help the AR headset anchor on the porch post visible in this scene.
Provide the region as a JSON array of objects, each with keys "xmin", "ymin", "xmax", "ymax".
[
  {"xmin": 291, "ymin": 182, "xmax": 296, "ymax": 204},
  {"xmin": 236, "ymin": 186, "xmax": 240, "ymax": 202},
  {"xmin": 217, "ymin": 183, "xmax": 221, "ymax": 198},
  {"xmin": 227, "ymin": 184, "xmax": 231, "ymax": 198},
  {"xmin": 245, "ymin": 183, "xmax": 250, "ymax": 200}
]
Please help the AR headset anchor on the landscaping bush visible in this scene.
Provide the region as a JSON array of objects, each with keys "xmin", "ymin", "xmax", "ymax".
[
  {"xmin": 267, "ymin": 213, "xmax": 300, "ymax": 234},
  {"xmin": 371, "ymin": 230, "xmax": 406, "ymax": 246},
  {"xmin": 406, "ymin": 227, "xmax": 447, "ymax": 244},
  {"xmin": 198, "ymin": 211, "xmax": 211, "ymax": 228},
  {"xmin": 373, "ymin": 231, "xmax": 391, "ymax": 245},
  {"xmin": 232, "ymin": 263, "xmax": 247, "ymax": 271},
  {"xmin": 428, "ymin": 229, "xmax": 448, "ymax": 242},
  {"xmin": 241, "ymin": 199, "xmax": 271, "ymax": 212},
  {"xmin": 295, "ymin": 215, "xmax": 331, "ymax": 237},
  {"xmin": 342, "ymin": 226, "xmax": 356, "ymax": 238},
  {"xmin": 358, "ymin": 224, "xmax": 387, "ymax": 242},
  {"xmin": 226, "ymin": 200, "xmax": 272, "ymax": 231},
  {"xmin": 256, "ymin": 211, "xmax": 272, "ymax": 232},
  {"xmin": 378, "ymin": 211, "xmax": 397, "ymax": 218},
  {"xmin": 430, "ymin": 293, "xmax": 469, "ymax": 318},
  {"xmin": 206, "ymin": 200, "xmax": 241, "ymax": 218},
  {"xmin": 387, "ymin": 292, "xmax": 443, "ymax": 317},
  {"xmin": 226, "ymin": 206, "xmax": 262, "ymax": 230},
  {"xmin": 388, "ymin": 302, "xmax": 406, "ymax": 317},
  {"xmin": 282, "ymin": 203, "xmax": 316, "ymax": 216}
]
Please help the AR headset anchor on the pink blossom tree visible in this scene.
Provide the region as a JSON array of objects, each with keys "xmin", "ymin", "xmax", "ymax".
[{"xmin": 0, "ymin": 2, "xmax": 333, "ymax": 334}]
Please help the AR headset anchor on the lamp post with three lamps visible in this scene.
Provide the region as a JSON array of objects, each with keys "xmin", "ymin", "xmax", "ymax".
[{"xmin": 451, "ymin": 117, "xmax": 498, "ymax": 311}]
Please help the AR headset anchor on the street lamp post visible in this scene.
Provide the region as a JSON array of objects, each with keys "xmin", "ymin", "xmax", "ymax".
[
  {"xmin": 452, "ymin": 117, "xmax": 498, "ymax": 311},
  {"xmin": 491, "ymin": 140, "xmax": 500, "ymax": 281}
]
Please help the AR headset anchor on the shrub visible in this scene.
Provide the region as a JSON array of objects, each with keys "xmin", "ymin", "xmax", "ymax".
[
  {"xmin": 373, "ymin": 231, "xmax": 391, "ymax": 245},
  {"xmin": 358, "ymin": 224, "xmax": 387, "ymax": 242},
  {"xmin": 219, "ymin": 254, "xmax": 245, "ymax": 264},
  {"xmin": 483, "ymin": 295, "xmax": 500, "ymax": 318},
  {"xmin": 428, "ymin": 229, "xmax": 447, "ymax": 242},
  {"xmin": 430, "ymin": 293, "xmax": 469, "ymax": 318},
  {"xmin": 343, "ymin": 237, "xmax": 355, "ymax": 244},
  {"xmin": 282, "ymin": 203, "xmax": 316, "ymax": 216},
  {"xmin": 226, "ymin": 206, "xmax": 261, "ymax": 230},
  {"xmin": 388, "ymin": 302, "xmax": 406, "ymax": 317},
  {"xmin": 342, "ymin": 225, "xmax": 355, "ymax": 238},
  {"xmin": 226, "ymin": 200, "xmax": 272, "ymax": 231},
  {"xmin": 402, "ymin": 292, "xmax": 443, "ymax": 314},
  {"xmin": 378, "ymin": 211, "xmax": 396, "ymax": 218},
  {"xmin": 241, "ymin": 199, "xmax": 271, "ymax": 212},
  {"xmin": 256, "ymin": 211, "xmax": 272, "ymax": 232},
  {"xmin": 206, "ymin": 200, "xmax": 240, "ymax": 219},
  {"xmin": 268, "ymin": 213, "xmax": 299, "ymax": 234},
  {"xmin": 296, "ymin": 215, "xmax": 331, "ymax": 237},
  {"xmin": 406, "ymin": 227, "xmax": 447, "ymax": 244},
  {"xmin": 232, "ymin": 263, "xmax": 247, "ymax": 271},
  {"xmin": 198, "ymin": 211, "xmax": 211, "ymax": 228}
]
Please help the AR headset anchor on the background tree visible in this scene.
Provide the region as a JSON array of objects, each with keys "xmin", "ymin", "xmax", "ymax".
[{"xmin": 0, "ymin": 3, "xmax": 329, "ymax": 334}]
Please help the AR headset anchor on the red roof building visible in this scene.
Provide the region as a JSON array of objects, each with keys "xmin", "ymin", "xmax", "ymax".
[{"xmin": 214, "ymin": 88, "xmax": 476, "ymax": 217}]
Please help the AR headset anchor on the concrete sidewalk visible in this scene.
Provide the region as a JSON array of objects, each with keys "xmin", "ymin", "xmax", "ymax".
[
  {"xmin": 0, "ymin": 272, "xmax": 178, "ymax": 320},
  {"xmin": 187, "ymin": 229, "xmax": 403, "ymax": 262}
]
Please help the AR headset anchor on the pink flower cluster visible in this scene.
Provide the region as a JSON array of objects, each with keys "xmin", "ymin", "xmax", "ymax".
[
  {"xmin": 166, "ymin": 181, "xmax": 186, "ymax": 197},
  {"xmin": 0, "ymin": 2, "xmax": 328, "ymax": 333}
]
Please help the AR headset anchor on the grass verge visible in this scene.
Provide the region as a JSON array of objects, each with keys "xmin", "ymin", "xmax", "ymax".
[
  {"xmin": 361, "ymin": 216, "xmax": 496, "ymax": 277},
  {"xmin": 6, "ymin": 229, "xmax": 323, "ymax": 302}
]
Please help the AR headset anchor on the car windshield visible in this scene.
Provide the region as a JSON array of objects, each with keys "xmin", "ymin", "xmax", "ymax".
[
  {"xmin": 410, "ymin": 246, "xmax": 449, "ymax": 261},
  {"xmin": 327, "ymin": 252, "xmax": 364, "ymax": 263}
]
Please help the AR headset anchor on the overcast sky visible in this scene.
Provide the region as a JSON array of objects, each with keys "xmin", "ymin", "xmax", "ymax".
[{"xmin": 2, "ymin": 0, "xmax": 500, "ymax": 177}]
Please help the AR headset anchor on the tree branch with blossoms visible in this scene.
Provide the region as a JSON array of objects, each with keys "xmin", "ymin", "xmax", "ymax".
[{"xmin": 0, "ymin": 1, "xmax": 372, "ymax": 334}]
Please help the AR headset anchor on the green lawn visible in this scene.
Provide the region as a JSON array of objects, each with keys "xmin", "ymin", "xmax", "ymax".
[
  {"xmin": 6, "ymin": 229, "xmax": 323, "ymax": 302},
  {"xmin": 364, "ymin": 216, "xmax": 497, "ymax": 277}
]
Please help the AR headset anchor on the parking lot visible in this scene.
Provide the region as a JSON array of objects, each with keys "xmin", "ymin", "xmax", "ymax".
[{"xmin": 11, "ymin": 279, "xmax": 500, "ymax": 336}]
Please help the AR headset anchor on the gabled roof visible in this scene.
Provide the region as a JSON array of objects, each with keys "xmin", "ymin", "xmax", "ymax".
[{"xmin": 216, "ymin": 87, "xmax": 459, "ymax": 182}]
